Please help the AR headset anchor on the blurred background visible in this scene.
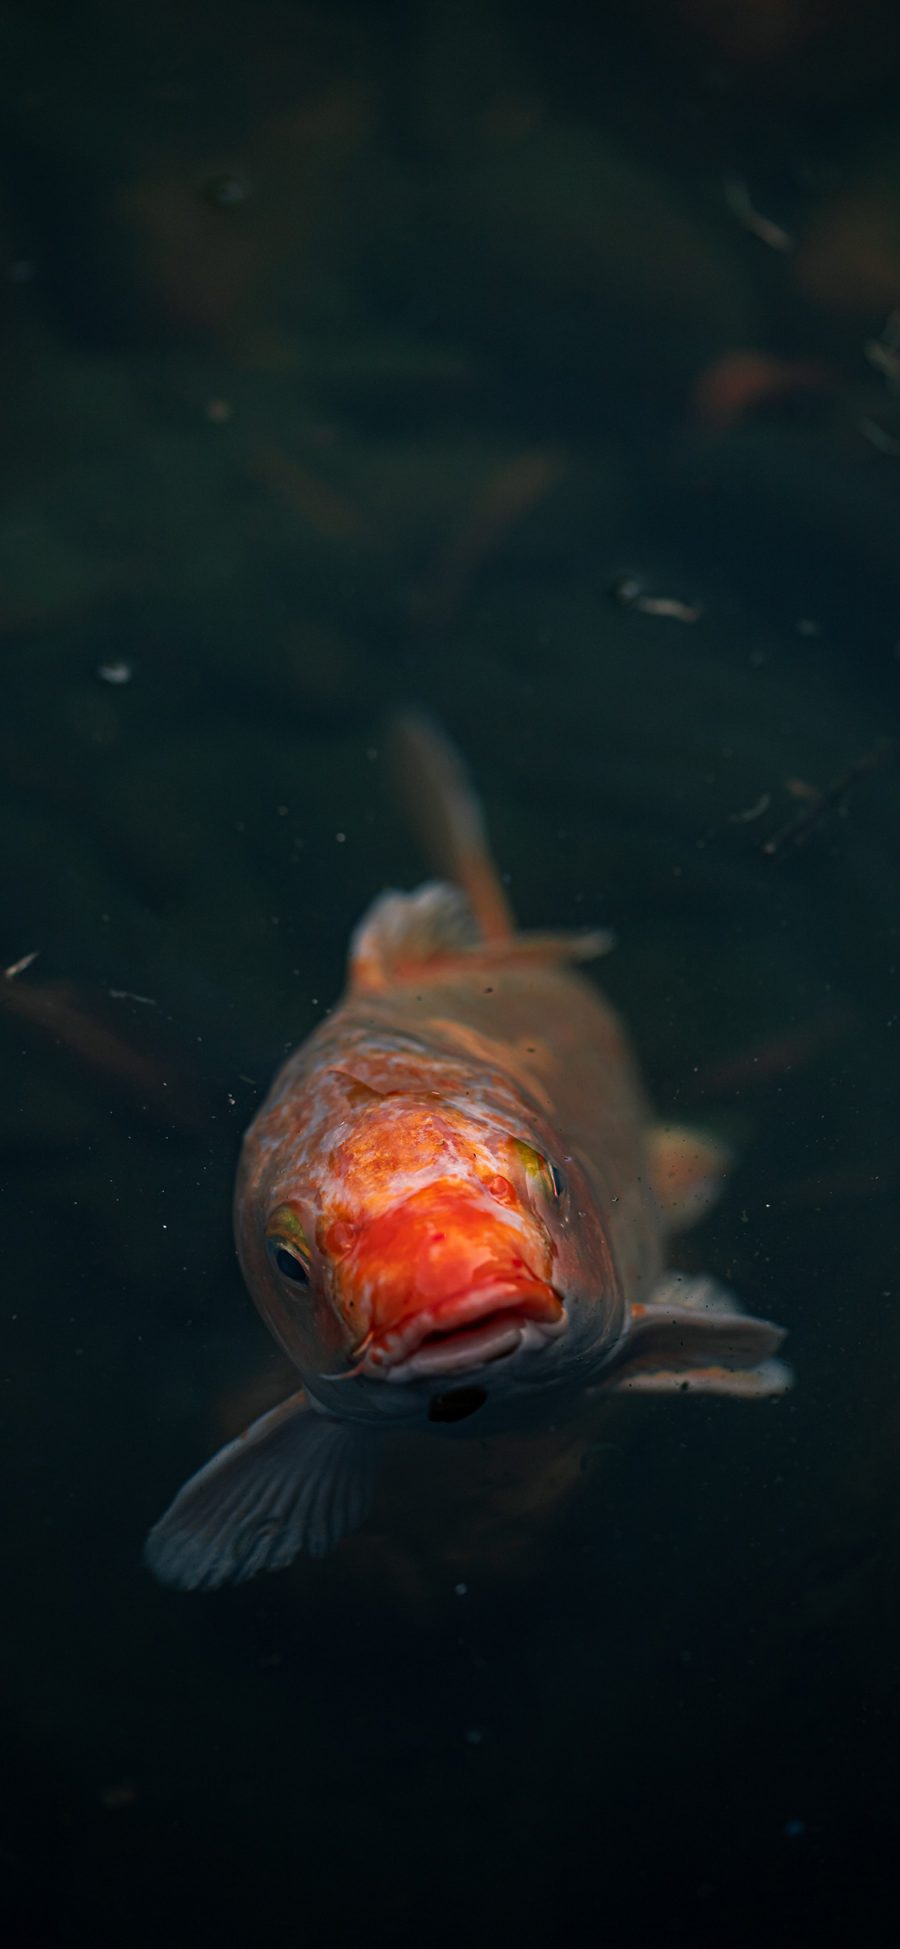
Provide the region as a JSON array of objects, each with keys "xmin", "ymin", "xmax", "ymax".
[{"xmin": 1, "ymin": 2, "xmax": 899, "ymax": 1944}]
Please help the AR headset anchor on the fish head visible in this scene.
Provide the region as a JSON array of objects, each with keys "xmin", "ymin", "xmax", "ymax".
[{"xmin": 237, "ymin": 1080, "xmax": 618, "ymax": 1425}]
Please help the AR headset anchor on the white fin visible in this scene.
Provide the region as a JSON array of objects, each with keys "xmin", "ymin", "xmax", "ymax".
[
  {"xmin": 349, "ymin": 880, "xmax": 611, "ymax": 993},
  {"xmin": 617, "ymin": 1356, "xmax": 791, "ymax": 1397},
  {"xmin": 601, "ymin": 1272, "xmax": 791, "ymax": 1399},
  {"xmin": 144, "ymin": 1392, "xmax": 377, "ymax": 1590},
  {"xmin": 349, "ymin": 881, "xmax": 479, "ymax": 991},
  {"xmin": 466, "ymin": 928, "xmax": 614, "ymax": 968}
]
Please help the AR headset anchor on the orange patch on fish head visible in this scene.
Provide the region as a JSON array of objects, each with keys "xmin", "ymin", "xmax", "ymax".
[
  {"xmin": 320, "ymin": 1103, "xmax": 567, "ymax": 1378},
  {"xmin": 336, "ymin": 1181, "xmax": 564, "ymax": 1379},
  {"xmin": 345, "ymin": 1177, "xmax": 549, "ymax": 1307},
  {"xmin": 241, "ymin": 1094, "xmax": 571, "ymax": 1387}
]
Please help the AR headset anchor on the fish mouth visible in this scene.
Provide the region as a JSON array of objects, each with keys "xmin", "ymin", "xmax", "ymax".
[{"xmin": 365, "ymin": 1280, "xmax": 566, "ymax": 1383}]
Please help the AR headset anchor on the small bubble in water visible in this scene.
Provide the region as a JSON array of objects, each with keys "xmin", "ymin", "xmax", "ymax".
[
  {"xmin": 454, "ymin": 1582, "xmax": 468, "ymax": 1597},
  {"xmin": 97, "ymin": 660, "xmax": 132, "ymax": 685}
]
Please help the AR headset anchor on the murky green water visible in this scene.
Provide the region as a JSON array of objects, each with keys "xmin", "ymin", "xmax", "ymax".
[{"xmin": 2, "ymin": 5, "xmax": 899, "ymax": 1944}]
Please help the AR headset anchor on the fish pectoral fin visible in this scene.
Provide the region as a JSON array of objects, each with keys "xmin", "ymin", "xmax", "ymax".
[
  {"xmin": 144, "ymin": 1391, "xmax": 377, "ymax": 1590},
  {"xmin": 648, "ymin": 1125, "xmax": 734, "ymax": 1232},
  {"xmin": 602, "ymin": 1272, "xmax": 792, "ymax": 1399}
]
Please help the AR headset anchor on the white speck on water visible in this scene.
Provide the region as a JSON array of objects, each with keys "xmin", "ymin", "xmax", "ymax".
[
  {"xmin": 4, "ymin": 950, "xmax": 39, "ymax": 979},
  {"xmin": 454, "ymin": 1583, "xmax": 468, "ymax": 1597},
  {"xmin": 97, "ymin": 660, "xmax": 133, "ymax": 685}
]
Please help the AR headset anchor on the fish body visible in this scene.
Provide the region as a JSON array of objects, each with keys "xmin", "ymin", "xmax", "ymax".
[{"xmin": 146, "ymin": 718, "xmax": 789, "ymax": 1589}]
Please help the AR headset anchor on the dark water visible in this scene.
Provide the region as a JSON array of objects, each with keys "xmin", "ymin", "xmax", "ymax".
[{"xmin": 2, "ymin": 4, "xmax": 899, "ymax": 1944}]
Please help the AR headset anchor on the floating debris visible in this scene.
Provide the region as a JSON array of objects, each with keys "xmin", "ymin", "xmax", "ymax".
[
  {"xmin": 97, "ymin": 660, "xmax": 133, "ymax": 685},
  {"xmin": 728, "ymin": 792, "xmax": 771, "ymax": 825},
  {"xmin": 3, "ymin": 949, "xmax": 40, "ymax": 979},
  {"xmin": 724, "ymin": 176, "xmax": 793, "ymax": 252},
  {"xmin": 762, "ymin": 741, "xmax": 895, "ymax": 858},
  {"xmin": 609, "ymin": 576, "xmax": 702, "ymax": 623}
]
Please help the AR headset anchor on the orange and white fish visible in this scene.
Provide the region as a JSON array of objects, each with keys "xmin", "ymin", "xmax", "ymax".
[{"xmin": 146, "ymin": 716, "xmax": 790, "ymax": 1589}]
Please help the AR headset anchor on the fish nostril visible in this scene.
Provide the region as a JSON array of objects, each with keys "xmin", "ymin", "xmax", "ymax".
[
  {"xmin": 487, "ymin": 1174, "xmax": 515, "ymax": 1205},
  {"xmin": 428, "ymin": 1385, "xmax": 488, "ymax": 1423}
]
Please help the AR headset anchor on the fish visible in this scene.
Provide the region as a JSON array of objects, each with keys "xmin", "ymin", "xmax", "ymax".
[{"xmin": 145, "ymin": 714, "xmax": 790, "ymax": 1590}]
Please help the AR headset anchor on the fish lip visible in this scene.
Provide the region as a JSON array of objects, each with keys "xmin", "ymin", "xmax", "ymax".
[{"xmin": 364, "ymin": 1280, "xmax": 567, "ymax": 1383}]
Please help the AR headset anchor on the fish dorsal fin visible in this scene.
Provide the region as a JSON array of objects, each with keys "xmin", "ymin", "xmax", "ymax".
[
  {"xmin": 387, "ymin": 711, "xmax": 514, "ymax": 942},
  {"xmin": 350, "ymin": 881, "xmax": 480, "ymax": 991},
  {"xmin": 349, "ymin": 882, "xmax": 613, "ymax": 993}
]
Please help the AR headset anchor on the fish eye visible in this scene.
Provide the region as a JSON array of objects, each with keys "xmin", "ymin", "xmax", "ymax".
[
  {"xmin": 265, "ymin": 1205, "xmax": 312, "ymax": 1286},
  {"xmin": 269, "ymin": 1241, "xmax": 310, "ymax": 1286},
  {"xmin": 546, "ymin": 1161, "xmax": 565, "ymax": 1201}
]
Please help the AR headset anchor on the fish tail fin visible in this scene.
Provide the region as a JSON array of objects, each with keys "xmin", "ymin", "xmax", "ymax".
[{"xmin": 387, "ymin": 711, "xmax": 515, "ymax": 943}]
